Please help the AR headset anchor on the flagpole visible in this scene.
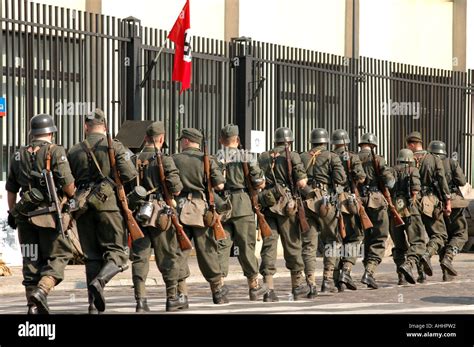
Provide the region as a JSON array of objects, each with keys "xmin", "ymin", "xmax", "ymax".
[{"xmin": 139, "ymin": 39, "xmax": 168, "ymax": 88}]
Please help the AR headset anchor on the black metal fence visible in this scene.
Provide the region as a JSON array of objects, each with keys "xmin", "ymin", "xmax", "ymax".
[{"xmin": 1, "ymin": 0, "xmax": 473, "ymax": 182}]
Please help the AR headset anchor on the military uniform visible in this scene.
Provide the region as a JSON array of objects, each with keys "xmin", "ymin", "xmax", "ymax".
[
  {"xmin": 390, "ymin": 149, "xmax": 426, "ymax": 285},
  {"xmin": 428, "ymin": 141, "xmax": 468, "ymax": 281},
  {"xmin": 357, "ymin": 133, "xmax": 395, "ymax": 289},
  {"xmin": 6, "ymin": 114, "xmax": 75, "ymax": 314},
  {"xmin": 332, "ymin": 129, "xmax": 366, "ymax": 291},
  {"xmin": 67, "ymin": 109, "xmax": 137, "ymax": 313},
  {"xmin": 258, "ymin": 127, "xmax": 308, "ymax": 302},
  {"xmin": 406, "ymin": 134, "xmax": 450, "ymax": 281},
  {"xmin": 300, "ymin": 128, "xmax": 346, "ymax": 294},
  {"xmin": 215, "ymin": 124, "xmax": 267, "ymax": 301},
  {"xmin": 130, "ymin": 122, "xmax": 186, "ymax": 312},
  {"xmin": 172, "ymin": 128, "xmax": 229, "ymax": 304}
]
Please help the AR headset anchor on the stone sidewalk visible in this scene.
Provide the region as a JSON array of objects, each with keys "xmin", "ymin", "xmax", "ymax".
[
  {"xmin": 2, "ymin": 253, "xmax": 473, "ymax": 295},
  {"xmin": 0, "ymin": 256, "xmax": 290, "ymax": 295}
]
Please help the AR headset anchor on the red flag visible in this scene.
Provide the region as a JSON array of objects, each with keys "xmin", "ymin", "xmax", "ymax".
[{"xmin": 168, "ymin": 0, "xmax": 192, "ymax": 93}]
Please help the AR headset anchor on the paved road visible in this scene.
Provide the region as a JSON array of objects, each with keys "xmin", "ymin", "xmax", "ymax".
[{"xmin": 1, "ymin": 255, "xmax": 473, "ymax": 314}]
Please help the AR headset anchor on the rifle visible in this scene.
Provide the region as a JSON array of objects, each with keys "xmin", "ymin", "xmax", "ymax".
[
  {"xmin": 334, "ymin": 189, "xmax": 346, "ymax": 239},
  {"xmin": 106, "ymin": 129, "xmax": 145, "ymax": 241},
  {"xmin": 343, "ymin": 140, "xmax": 374, "ymax": 231},
  {"xmin": 202, "ymin": 130, "xmax": 227, "ymax": 240},
  {"xmin": 370, "ymin": 146, "xmax": 405, "ymax": 227},
  {"xmin": 154, "ymin": 145, "xmax": 193, "ymax": 251},
  {"xmin": 284, "ymin": 143, "xmax": 310, "ymax": 233},
  {"xmin": 240, "ymin": 145, "xmax": 272, "ymax": 238},
  {"xmin": 43, "ymin": 148, "xmax": 65, "ymax": 238}
]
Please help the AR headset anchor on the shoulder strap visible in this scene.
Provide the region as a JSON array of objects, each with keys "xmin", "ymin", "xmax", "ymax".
[
  {"xmin": 305, "ymin": 149, "xmax": 322, "ymax": 172},
  {"xmin": 81, "ymin": 139, "xmax": 106, "ymax": 179}
]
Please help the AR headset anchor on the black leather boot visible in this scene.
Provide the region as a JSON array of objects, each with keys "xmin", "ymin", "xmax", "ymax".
[
  {"xmin": 292, "ymin": 284, "xmax": 309, "ymax": 300},
  {"xmin": 399, "ymin": 261, "xmax": 416, "ymax": 284},
  {"xmin": 397, "ymin": 272, "xmax": 408, "ymax": 285},
  {"xmin": 89, "ymin": 262, "xmax": 127, "ymax": 312},
  {"xmin": 420, "ymin": 253, "xmax": 433, "ymax": 276},
  {"xmin": 360, "ymin": 271, "xmax": 378, "ymax": 289},
  {"xmin": 440, "ymin": 254, "xmax": 458, "ymax": 276},
  {"xmin": 263, "ymin": 289, "xmax": 279, "ymax": 302},
  {"xmin": 136, "ymin": 298, "xmax": 151, "ymax": 313},
  {"xmin": 320, "ymin": 278, "xmax": 337, "ymax": 293},
  {"xmin": 211, "ymin": 283, "xmax": 229, "ymax": 305},
  {"xmin": 30, "ymin": 288, "xmax": 50, "ymax": 315},
  {"xmin": 338, "ymin": 269, "xmax": 357, "ymax": 290}
]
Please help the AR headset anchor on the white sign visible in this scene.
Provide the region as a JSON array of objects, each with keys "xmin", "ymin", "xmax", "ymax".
[{"xmin": 250, "ymin": 130, "xmax": 266, "ymax": 154}]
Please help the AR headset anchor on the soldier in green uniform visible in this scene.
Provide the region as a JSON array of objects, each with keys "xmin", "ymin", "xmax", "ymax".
[
  {"xmin": 331, "ymin": 129, "xmax": 366, "ymax": 291},
  {"xmin": 357, "ymin": 133, "xmax": 395, "ymax": 289},
  {"xmin": 67, "ymin": 109, "xmax": 138, "ymax": 313},
  {"xmin": 428, "ymin": 140, "xmax": 468, "ymax": 281},
  {"xmin": 300, "ymin": 128, "xmax": 346, "ymax": 294},
  {"xmin": 406, "ymin": 132, "xmax": 451, "ymax": 282},
  {"xmin": 6, "ymin": 114, "xmax": 76, "ymax": 314},
  {"xmin": 258, "ymin": 127, "xmax": 309, "ymax": 302},
  {"xmin": 215, "ymin": 124, "xmax": 267, "ymax": 301},
  {"xmin": 130, "ymin": 122, "xmax": 187, "ymax": 312},
  {"xmin": 172, "ymin": 128, "xmax": 229, "ymax": 304},
  {"xmin": 392, "ymin": 149, "xmax": 427, "ymax": 285}
]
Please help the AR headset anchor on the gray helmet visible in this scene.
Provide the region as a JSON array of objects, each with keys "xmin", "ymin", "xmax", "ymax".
[
  {"xmin": 358, "ymin": 133, "xmax": 378, "ymax": 147},
  {"xmin": 310, "ymin": 128, "xmax": 329, "ymax": 144},
  {"xmin": 274, "ymin": 127, "xmax": 294, "ymax": 143},
  {"xmin": 397, "ymin": 148, "xmax": 415, "ymax": 163},
  {"xmin": 30, "ymin": 114, "xmax": 58, "ymax": 136},
  {"xmin": 428, "ymin": 140, "xmax": 447, "ymax": 156},
  {"xmin": 331, "ymin": 129, "xmax": 350, "ymax": 145}
]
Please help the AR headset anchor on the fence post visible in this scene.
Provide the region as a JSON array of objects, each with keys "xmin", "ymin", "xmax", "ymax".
[
  {"xmin": 231, "ymin": 37, "xmax": 253, "ymax": 150},
  {"xmin": 123, "ymin": 17, "xmax": 142, "ymax": 121}
]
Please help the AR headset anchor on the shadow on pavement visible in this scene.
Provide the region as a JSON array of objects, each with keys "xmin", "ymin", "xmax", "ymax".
[{"xmin": 420, "ymin": 296, "xmax": 474, "ymax": 305}]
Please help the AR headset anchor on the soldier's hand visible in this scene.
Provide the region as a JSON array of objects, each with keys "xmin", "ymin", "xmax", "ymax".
[
  {"xmin": 444, "ymin": 199, "xmax": 452, "ymax": 217},
  {"xmin": 7, "ymin": 211, "xmax": 17, "ymax": 229},
  {"xmin": 296, "ymin": 178, "xmax": 308, "ymax": 189}
]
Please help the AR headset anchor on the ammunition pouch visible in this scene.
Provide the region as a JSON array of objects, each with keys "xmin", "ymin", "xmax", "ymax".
[
  {"xmin": 179, "ymin": 192, "xmax": 207, "ymax": 228},
  {"xmin": 87, "ymin": 177, "xmax": 116, "ymax": 211}
]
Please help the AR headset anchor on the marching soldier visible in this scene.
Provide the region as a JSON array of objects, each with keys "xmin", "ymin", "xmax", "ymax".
[
  {"xmin": 428, "ymin": 140, "xmax": 468, "ymax": 281},
  {"xmin": 357, "ymin": 133, "xmax": 395, "ymax": 289},
  {"xmin": 215, "ymin": 124, "xmax": 267, "ymax": 301},
  {"xmin": 130, "ymin": 122, "xmax": 187, "ymax": 312},
  {"xmin": 391, "ymin": 149, "xmax": 427, "ymax": 285},
  {"xmin": 406, "ymin": 132, "xmax": 451, "ymax": 281},
  {"xmin": 300, "ymin": 128, "xmax": 346, "ymax": 294},
  {"xmin": 68, "ymin": 109, "xmax": 137, "ymax": 313},
  {"xmin": 258, "ymin": 127, "xmax": 309, "ymax": 302},
  {"xmin": 6, "ymin": 114, "xmax": 76, "ymax": 314},
  {"xmin": 172, "ymin": 128, "xmax": 229, "ymax": 304},
  {"xmin": 331, "ymin": 129, "xmax": 366, "ymax": 291}
]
